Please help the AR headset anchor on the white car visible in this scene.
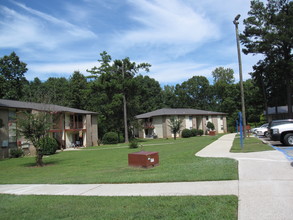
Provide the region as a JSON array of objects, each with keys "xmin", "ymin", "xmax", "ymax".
[{"xmin": 253, "ymin": 123, "xmax": 269, "ymax": 137}]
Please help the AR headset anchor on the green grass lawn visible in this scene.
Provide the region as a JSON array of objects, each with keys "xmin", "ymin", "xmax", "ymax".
[
  {"xmin": 230, "ymin": 135, "xmax": 274, "ymax": 153},
  {"xmin": 0, "ymin": 135, "xmax": 238, "ymax": 184},
  {"xmin": 0, "ymin": 194, "xmax": 238, "ymax": 220}
]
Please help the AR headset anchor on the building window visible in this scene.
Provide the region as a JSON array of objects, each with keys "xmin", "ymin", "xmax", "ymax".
[
  {"xmin": 206, "ymin": 116, "xmax": 209, "ymax": 120},
  {"xmin": 189, "ymin": 116, "xmax": 192, "ymax": 121}
]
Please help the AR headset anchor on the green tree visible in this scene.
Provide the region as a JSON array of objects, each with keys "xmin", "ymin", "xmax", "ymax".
[
  {"xmin": 87, "ymin": 51, "xmax": 151, "ymax": 142},
  {"xmin": 22, "ymin": 77, "xmax": 45, "ymax": 103},
  {"xmin": 162, "ymin": 85, "xmax": 178, "ymax": 108},
  {"xmin": 212, "ymin": 67, "xmax": 235, "ymax": 85},
  {"xmin": 243, "ymin": 79, "xmax": 265, "ymax": 124},
  {"xmin": 42, "ymin": 77, "xmax": 70, "ymax": 106},
  {"xmin": 168, "ymin": 117, "xmax": 183, "ymax": 140},
  {"xmin": 240, "ymin": 0, "xmax": 293, "ymax": 117},
  {"xmin": 17, "ymin": 112, "xmax": 52, "ymax": 166},
  {"xmin": 0, "ymin": 52, "xmax": 28, "ymax": 100},
  {"xmin": 174, "ymin": 76, "xmax": 212, "ymax": 109},
  {"xmin": 68, "ymin": 71, "xmax": 88, "ymax": 109}
]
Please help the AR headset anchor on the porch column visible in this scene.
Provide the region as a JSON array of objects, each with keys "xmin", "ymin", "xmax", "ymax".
[
  {"xmin": 86, "ymin": 114, "xmax": 92, "ymax": 147},
  {"xmin": 91, "ymin": 115, "xmax": 98, "ymax": 146}
]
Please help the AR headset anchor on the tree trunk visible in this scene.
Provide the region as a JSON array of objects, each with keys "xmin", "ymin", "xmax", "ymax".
[
  {"xmin": 36, "ymin": 150, "xmax": 44, "ymax": 167},
  {"xmin": 260, "ymin": 73, "xmax": 269, "ymax": 121}
]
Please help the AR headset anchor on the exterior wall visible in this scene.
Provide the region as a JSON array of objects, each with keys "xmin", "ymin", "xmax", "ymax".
[
  {"xmin": 185, "ymin": 116, "xmax": 193, "ymax": 130},
  {"xmin": 65, "ymin": 132, "xmax": 74, "ymax": 147},
  {"xmin": 216, "ymin": 116, "xmax": 225, "ymax": 133},
  {"xmin": 91, "ymin": 115, "xmax": 98, "ymax": 146},
  {"xmin": 0, "ymin": 109, "xmax": 9, "ymax": 159},
  {"xmin": 223, "ymin": 116, "xmax": 227, "ymax": 133},
  {"xmin": 153, "ymin": 116, "xmax": 163, "ymax": 138},
  {"xmin": 65, "ymin": 114, "xmax": 70, "ymax": 129},
  {"xmin": 212, "ymin": 116, "xmax": 218, "ymax": 133},
  {"xmin": 202, "ymin": 117, "xmax": 207, "ymax": 133},
  {"xmin": 86, "ymin": 114, "xmax": 92, "ymax": 147},
  {"xmin": 196, "ymin": 116, "xmax": 203, "ymax": 130},
  {"xmin": 162, "ymin": 116, "xmax": 168, "ymax": 138}
]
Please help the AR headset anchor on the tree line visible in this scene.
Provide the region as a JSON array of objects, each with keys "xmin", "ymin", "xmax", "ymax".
[{"xmin": 0, "ymin": 51, "xmax": 264, "ymax": 138}]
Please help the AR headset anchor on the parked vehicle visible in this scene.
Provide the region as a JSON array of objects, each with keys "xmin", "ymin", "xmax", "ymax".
[
  {"xmin": 270, "ymin": 123, "xmax": 293, "ymax": 145},
  {"xmin": 256, "ymin": 126, "xmax": 270, "ymax": 137},
  {"xmin": 268, "ymin": 119, "xmax": 293, "ymax": 130},
  {"xmin": 268, "ymin": 119, "xmax": 293, "ymax": 139},
  {"xmin": 252, "ymin": 123, "xmax": 268, "ymax": 136}
]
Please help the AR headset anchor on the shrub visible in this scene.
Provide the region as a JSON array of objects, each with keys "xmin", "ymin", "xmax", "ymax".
[
  {"xmin": 228, "ymin": 126, "xmax": 235, "ymax": 133},
  {"xmin": 102, "ymin": 132, "xmax": 118, "ymax": 144},
  {"xmin": 10, "ymin": 148, "xmax": 23, "ymax": 158},
  {"xmin": 39, "ymin": 136, "xmax": 58, "ymax": 155},
  {"xmin": 129, "ymin": 140, "xmax": 139, "ymax": 149},
  {"xmin": 181, "ymin": 129, "xmax": 192, "ymax": 138},
  {"xmin": 197, "ymin": 129, "xmax": 204, "ymax": 136},
  {"xmin": 190, "ymin": 129, "xmax": 198, "ymax": 137},
  {"xmin": 207, "ymin": 121, "xmax": 215, "ymax": 131},
  {"xmin": 118, "ymin": 133, "xmax": 125, "ymax": 143}
]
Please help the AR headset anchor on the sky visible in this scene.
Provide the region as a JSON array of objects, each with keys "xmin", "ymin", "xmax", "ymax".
[{"xmin": 0, "ymin": 0, "xmax": 263, "ymax": 86}]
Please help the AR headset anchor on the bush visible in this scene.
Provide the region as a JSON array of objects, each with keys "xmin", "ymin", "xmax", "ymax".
[
  {"xmin": 197, "ymin": 129, "xmax": 204, "ymax": 136},
  {"xmin": 118, "ymin": 133, "xmax": 125, "ymax": 143},
  {"xmin": 129, "ymin": 140, "xmax": 139, "ymax": 149},
  {"xmin": 190, "ymin": 129, "xmax": 198, "ymax": 137},
  {"xmin": 10, "ymin": 148, "xmax": 23, "ymax": 158},
  {"xmin": 102, "ymin": 132, "xmax": 118, "ymax": 144},
  {"xmin": 181, "ymin": 129, "xmax": 192, "ymax": 138},
  {"xmin": 39, "ymin": 136, "xmax": 58, "ymax": 155},
  {"xmin": 207, "ymin": 121, "xmax": 215, "ymax": 131}
]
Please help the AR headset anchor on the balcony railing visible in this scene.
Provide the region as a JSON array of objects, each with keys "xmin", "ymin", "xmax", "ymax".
[
  {"xmin": 69, "ymin": 122, "xmax": 84, "ymax": 129},
  {"xmin": 144, "ymin": 122, "xmax": 154, "ymax": 129}
]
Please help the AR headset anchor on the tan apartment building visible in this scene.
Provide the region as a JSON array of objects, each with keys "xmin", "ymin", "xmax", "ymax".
[
  {"xmin": 0, "ymin": 99, "xmax": 98, "ymax": 158},
  {"xmin": 135, "ymin": 108, "xmax": 227, "ymax": 139}
]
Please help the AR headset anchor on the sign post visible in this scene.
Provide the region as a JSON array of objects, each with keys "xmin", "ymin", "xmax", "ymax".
[{"xmin": 238, "ymin": 112, "xmax": 244, "ymax": 149}]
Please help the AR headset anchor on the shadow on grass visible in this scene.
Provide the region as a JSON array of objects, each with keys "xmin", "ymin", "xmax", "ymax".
[{"xmin": 23, "ymin": 159, "xmax": 62, "ymax": 168}]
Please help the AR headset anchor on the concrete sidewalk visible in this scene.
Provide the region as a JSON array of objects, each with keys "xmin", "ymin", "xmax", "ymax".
[
  {"xmin": 1, "ymin": 134, "xmax": 293, "ymax": 219},
  {"xmin": 197, "ymin": 133, "xmax": 293, "ymax": 220},
  {"xmin": 0, "ymin": 181, "xmax": 238, "ymax": 196}
]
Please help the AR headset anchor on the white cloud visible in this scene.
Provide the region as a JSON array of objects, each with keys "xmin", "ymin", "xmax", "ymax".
[
  {"xmin": 0, "ymin": 2, "xmax": 96, "ymax": 52},
  {"xmin": 113, "ymin": 0, "xmax": 220, "ymax": 57},
  {"xmin": 27, "ymin": 61, "xmax": 98, "ymax": 80},
  {"xmin": 12, "ymin": 1, "xmax": 96, "ymax": 38}
]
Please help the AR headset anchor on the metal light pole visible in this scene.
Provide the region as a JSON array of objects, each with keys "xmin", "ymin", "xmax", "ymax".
[
  {"xmin": 233, "ymin": 14, "xmax": 247, "ymax": 138},
  {"xmin": 122, "ymin": 62, "xmax": 129, "ymax": 143}
]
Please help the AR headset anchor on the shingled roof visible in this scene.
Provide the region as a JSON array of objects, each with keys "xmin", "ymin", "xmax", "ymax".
[
  {"xmin": 0, "ymin": 99, "xmax": 97, "ymax": 115},
  {"xmin": 136, "ymin": 108, "xmax": 226, "ymax": 119}
]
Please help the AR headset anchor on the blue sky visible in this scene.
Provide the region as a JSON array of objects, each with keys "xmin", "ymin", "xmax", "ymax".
[{"xmin": 0, "ymin": 0, "xmax": 262, "ymax": 86}]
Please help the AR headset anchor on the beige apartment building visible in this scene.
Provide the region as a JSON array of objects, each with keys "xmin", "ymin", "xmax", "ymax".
[
  {"xmin": 135, "ymin": 108, "xmax": 227, "ymax": 139},
  {"xmin": 0, "ymin": 99, "xmax": 98, "ymax": 158}
]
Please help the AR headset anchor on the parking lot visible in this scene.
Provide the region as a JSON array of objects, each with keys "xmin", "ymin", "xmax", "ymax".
[
  {"xmin": 256, "ymin": 134, "xmax": 292, "ymax": 147},
  {"xmin": 257, "ymin": 135, "xmax": 293, "ymax": 161}
]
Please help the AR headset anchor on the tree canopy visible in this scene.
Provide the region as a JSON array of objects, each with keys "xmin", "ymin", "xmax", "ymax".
[
  {"xmin": 240, "ymin": 0, "xmax": 293, "ymax": 117},
  {"xmin": 0, "ymin": 52, "xmax": 28, "ymax": 100}
]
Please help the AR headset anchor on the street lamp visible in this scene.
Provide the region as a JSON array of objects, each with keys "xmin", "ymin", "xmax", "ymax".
[{"xmin": 233, "ymin": 14, "xmax": 247, "ymax": 138}]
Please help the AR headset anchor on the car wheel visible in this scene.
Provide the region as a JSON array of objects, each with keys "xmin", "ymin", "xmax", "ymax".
[
  {"xmin": 283, "ymin": 133, "xmax": 293, "ymax": 146},
  {"xmin": 264, "ymin": 131, "xmax": 269, "ymax": 138}
]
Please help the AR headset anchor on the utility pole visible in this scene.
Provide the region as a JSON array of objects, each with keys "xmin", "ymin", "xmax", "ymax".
[
  {"xmin": 233, "ymin": 14, "xmax": 247, "ymax": 138},
  {"xmin": 122, "ymin": 62, "xmax": 129, "ymax": 143}
]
